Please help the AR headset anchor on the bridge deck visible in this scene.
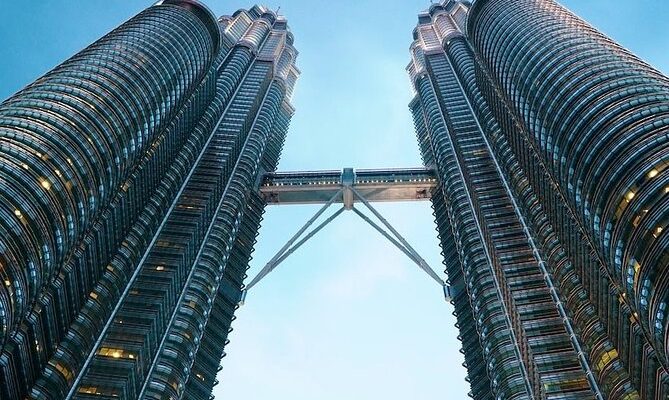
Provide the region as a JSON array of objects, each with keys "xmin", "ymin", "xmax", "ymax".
[{"xmin": 259, "ymin": 167, "xmax": 438, "ymax": 205}]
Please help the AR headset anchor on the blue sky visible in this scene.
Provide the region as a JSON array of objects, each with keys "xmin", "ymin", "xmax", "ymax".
[{"xmin": 1, "ymin": 1, "xmax": 668, "ymax": 399}]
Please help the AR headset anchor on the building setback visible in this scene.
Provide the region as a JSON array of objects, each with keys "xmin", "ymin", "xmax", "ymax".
[
  {"xmin": 409, "ymin": 1, "xmax": 669, "ymax": 399},
  {"xmin": 0, "ymin": 1, "xmax": 298, "ymax": 399}
]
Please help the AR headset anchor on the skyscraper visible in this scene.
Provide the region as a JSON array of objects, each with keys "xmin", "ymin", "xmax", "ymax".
[
  {"xmin": 409, "ymin": 0, "xmax": 669, "ymax": 399},
  {"xmin": 0, "ymin": 1, "xmax": 298, "ymax": 398},
  {"xmin": 2, "ymin": 0, "xmax": 669, "ymax": 399}
]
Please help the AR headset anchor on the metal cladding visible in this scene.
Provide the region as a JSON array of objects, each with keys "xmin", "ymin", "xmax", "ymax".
[
  {"xmin": 0, "ymin": 2, "xmax": 298, "ymax": 399},
  {"xmin": 0, "ymin": 2, "xmax": 217, "ymax": 343},
  {"xmin": 2, "ymin": 0, "xmax": 669, "ymax": 398},
  {"xmin": 259, "ymin": 168, "xmax": 437, "ymax": 205},
  {"xmin": 410, "ymin": 0, "xmax": 669, "ymax": 399}
]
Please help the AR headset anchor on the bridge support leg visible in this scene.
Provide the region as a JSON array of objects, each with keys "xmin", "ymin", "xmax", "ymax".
[
  {"xmin": 242, "ymin": 190, "xmax": 345, "ymax": 298},
  {"xmin": 241, "ymin": 187, "xmax": 451, "ymax": 304}
]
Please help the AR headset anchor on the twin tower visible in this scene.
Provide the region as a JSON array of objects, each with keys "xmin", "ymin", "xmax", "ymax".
[{"xmin": 0, "ymin": 0, "xmax": 668, "ymax": 399}]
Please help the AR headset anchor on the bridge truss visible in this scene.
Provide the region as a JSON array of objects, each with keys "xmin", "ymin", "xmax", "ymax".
[{"xmin": 241, "ymin": 167, "xmax": 452, "ymax": 303}]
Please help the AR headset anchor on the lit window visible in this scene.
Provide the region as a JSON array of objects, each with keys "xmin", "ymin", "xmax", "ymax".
[
  {"xmin": 53, "ymin": 362, "xmax": 73, "ymax": 381},
  {"xmin": 594, "ymin": 349, "xmax": 618, "ymax": 372},
  {"xmin": 97, "ymin": 346, "xmax": 135, "ymax": 360},
  {"xmin": 78, "ymin": 387, "xmax": 98, "ymax": 395},
  {"xmin": 40, "ymin": 179, "xmax": 51, "ymax": 190}
]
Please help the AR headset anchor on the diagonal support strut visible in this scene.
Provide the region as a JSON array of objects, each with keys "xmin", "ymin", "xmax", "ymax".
[
  {"xmin": 243, "ymin": 189, "xmax": 344, "ymax": 296},
  {"xmin": 349, "ymin": 186, "xmax": 445, "ymax": 286},
  {"xmin": 241, "ymin": 185, "xmax": 450, "ymax": 304},
  {"xmin": 350, "ymin": 207, "xmax": 444, "ymax": 287}
]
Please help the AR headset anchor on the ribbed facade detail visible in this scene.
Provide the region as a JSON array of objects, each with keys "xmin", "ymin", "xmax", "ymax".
[
  {"xmin": 4, "ymin": 0, "xmax": 669, "ymax": 398},
  {"xmin": 0, "ymin": 2, "xmax": 298, "ymax": 399},
  {"xmin": 409, "ymin": 0, "xmax": 669, "ymax": 398},
  {"xmin": 0, "ymin": 2, "xmax": 217, "ymax": 344},
  {"xmin": 412, "ymin": 95, "xmax": 494, "ymax": 400}
]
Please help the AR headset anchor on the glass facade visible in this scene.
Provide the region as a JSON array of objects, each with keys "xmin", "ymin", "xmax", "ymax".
[
  {"xmin": 2, "ymin": 0, "xmax": 669, "ymax": 399},
  {"xmin": 410, "ymin": 1, "xmax": 669, "ymax": 399},
  {"xmin": 0, "ymin": 2, "xmax": 298, "ymax": 399}
]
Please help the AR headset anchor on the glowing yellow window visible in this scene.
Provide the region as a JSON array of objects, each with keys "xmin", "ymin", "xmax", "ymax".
[
  {"xmin": 78, "ymin": 386, "xmax": 98, "ymax": 394},
  {"xmin": 595, "ymin": 349, "xmax": 619, "ymax": 372},
  {"xmin": 654, "ymin": 226, "xmax": 664, "ymax": 238},
  {"xmin": 53, "ymin": 362, "xmax": 74, "ymax": 381},
  {"xmin": 633, "ymin": 260, "xmax": 642, "ymax": 285},
  {"xmin": 40, "ymin": 178, "xmax": 51, "ymax": 190}
]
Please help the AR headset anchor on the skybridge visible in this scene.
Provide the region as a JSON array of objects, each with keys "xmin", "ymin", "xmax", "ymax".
[
  {"xmin": 259, "ymin": 167, "xmax": 438, "ymax": 207},
  {"xmin": 242, "ymin": 167, "xmax": 451, "ymax": 304}
]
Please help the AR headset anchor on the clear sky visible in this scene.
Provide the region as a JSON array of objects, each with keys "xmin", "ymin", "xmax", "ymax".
[{"xmin": 1, "ymin": 1, "xmax": 668, "ymax": 399}]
